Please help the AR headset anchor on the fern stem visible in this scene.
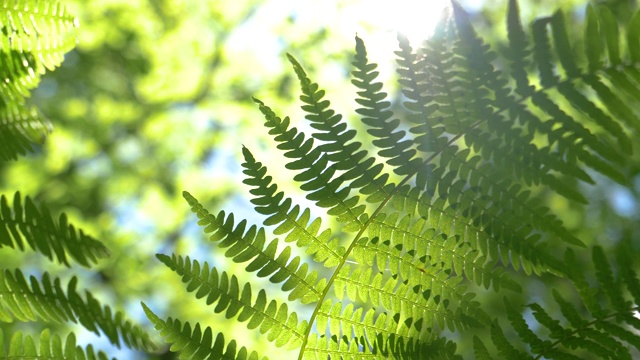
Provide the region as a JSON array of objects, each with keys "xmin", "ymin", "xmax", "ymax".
[{"xmin": 296, "ymin": 142, "xmax": 449, "ymax": 359}]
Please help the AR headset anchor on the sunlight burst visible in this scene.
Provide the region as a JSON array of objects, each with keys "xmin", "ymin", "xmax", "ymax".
[{"xmin": 361, "ymin": 0, "xmax": 449, "ymax": 44}]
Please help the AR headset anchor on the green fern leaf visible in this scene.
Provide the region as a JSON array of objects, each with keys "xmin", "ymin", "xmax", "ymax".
[
  {"xmin": 503, "ymin": 298, "xmax": 549, "ymax": 354},
  {"xmin": 253, "ymin": 96, "xmax": 366, "ymax": 233},
  {"xmin": 0, "ymin": 103, "xmax": 51, "ymax": 161},
  {"xmin": 142, "ymin": 303, "xmax": 266, "ymax": 360},
  {"xmin": 334, "ymin": 260, "xmax": 489, "ymax": 335},
  {"xmin": 0, "ymin": 192, "xmax": 110, "ymax": 267},
  {"xmin": 531, "ymin": 14, "xmax": 560, "ymax": 89},
  {"xmin": 366, "ymin": 211, "xmax": 521, "ymax": 292},
  {"xmin": 0, "ymin": 122, "xmax": 35, "ymax": 161},
  {"xmin": 585, "ymin": 5, "xmax": 604, "ymax": 73},
  {"xmin": 551, "ymin": 10, "xmax": 632, "ymax": 156},
  {"xmin": 506, "ymin": 0, "xmax": 533, "ymax": 96},
  {"xmin": 527, "ymin": 302, "xmax": 568, "ymax": 340},
  {"xmin": 549, "ymin": 11, "xmax": 581, "ymax": 78},
  {"xmin": 0, "ymin": 0, "xmax": 77, "ymax": 72},
  {"xmin": 593, "ymin": 245, "xmax": 627, "ymax": 312},
  {"xmin": 0, "ymin": 269, "xmax": 155, "ymax": 351},
  {"xmin": 485, "ymin": 246, "xmax": 640, "ymax": 359},
  {"xmin": 241, "ymin": 146, "xmax": 345, "ymax": 268},
  {"xmin": 617, "ymin": 242, "xmax": 640, "ymax": 306},
  {"xmin": 526, "ymin": 7, "xmax": 629, "ymax": 185},
  {"xmin": 563, "ymin": 249, "xmax": 603, "ymax": 317},
  {"xmin": 156, "ymin": 253, "xmax": 307, "ymax": 349},
  {"xmin": 598, "ymin": 5, "xmax": 621, "ymax": 65},
  {"xmin": 627, "ymin": 10, "xmax": 640, "ymax": 62},
  {"xmin": 350, "ymin": 35, "xmax": 409, "ymax": 196},
  {"xmin": 393, "ymin": 9, "xmax": 584, "ymax": 276},
  {"xmin": 182, "ymin": 191, "xmax": 326, "ymax": 304},
  {"xmin": 0, "ymin": 0, "xmax": 77, "ymax": 161},
  {"xmin": 303, "ymin": 331, "xmax": 458, "ymax": 359},
  {"xmin": 490, "ymin": 320, "xmax": 533, "ymax": 359},
  {"xmin": 0, "ymin": 328, "xmax": 113, "ymax": 360},
  {"xmin": 473, "ymin": 336, "xmax": 492, "ymax": 360}
]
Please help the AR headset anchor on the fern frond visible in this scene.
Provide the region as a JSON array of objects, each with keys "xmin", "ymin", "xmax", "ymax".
[
  {"xmin": 473, "ymin": 335, "xmax": 492, "ymax": 360},
  {"xmin": 513, "ymin": 4, "xmax": 626, "ymax": 176},
  {"xmin": 142, "ymin": 303, "xmax": 266, "ymax": 360},
  {"xmin": 182, "ymin": 191, "xmax": 326, "ymax": 304},
  {"xmin": 0, "ymin": 192, "xmax": 110, "ymax": 267},
  {"xmin": 156, "ymin": 253, "xmax": 307, "ymax": 349},
  {"xmin": 0, "ymin": 110, "xmax": 39, "ymax": 161},
  {"xmin": 516, "ymin": 2, "xmax": 640, "ymax": 188},
  {"xmin": 284, "ymin": 46, "xmax": 396, "ymax": 215},
  {"xmin": 392, "ymin": 28, "xmax": 578, "ymax": 275},
  {"xmin": 592, "ymin": 246, "xmax": 627, "ymax": 312},
  {"xmin": 350, "ymin": 35, "xmax": 401, "ymax": 200},
  {"xmin": 598, "ymin": 6, "xmax": 621, "ymax": 65},
  {"xmin": 520, "ymin": 5, "xmax": 626, "ymax": 171},
  {"xmin": 482, "ymin": 246, "xmax": 640, "ymax": 359},
  {"xmin": 550, "ymin": 11, "xmax": 632, "ymax": 155},
  {"xmin": 253, "ymin": 97, "xmax": 367, "ymax": 233},
  {"xmin": 0, "ymin": 81, "xmax": 52, "ymax": 162},
  {"xmin": 0, "ymin": 269, "xmax": 155, "ymax": 352},
  {"xmin": 352, "ymin": 37, "xmax": 418, "ymax": 175},
  {"xmin": 366, "ymin": 211, "xmax": 521, "ymax": 292},
  {"xmin": 452, "ymin": 4, "xmax": 586, "ymax": 198},
  {"xmin": 0, "ymin": 0, "xmax": 77, "ymax": 72},
  {"xmin": 0, "ymin": 0, "xmax": 76, "ymax": 161},
  {"xmin": 616, "ymin": 241, "xmax": 640, "ymax": 307},
  {"xmin": 352, "ymin": 35, "xmax": 519, "ymax": 288},
  {"xmin": 241, "ymin": 146, "xmax": 345, "ymax": 268},
  {"xmin": 313, "ymin": 301, "xmax": 391, "ymax": 344},
  {"xmin": 304, "ymin": 331, "xmax": 459, "ymax": 360},
  {"xmin": 389, "ymin": 171, "xmax": 565, "ymax": 276},
  {"xmin": 490, "ymin": 320, "xmax": 533, "ymax": 359},
  {"xmin": 0, "ymin": 328, "xmax": 113, "ymax": 360},
  {"xmin": 334, "ymin": 259, "xmax": 487, "ymax": 335},
  {"xmin": 504, "ymin": 298, "xmax": 549, "ymax": 354}
]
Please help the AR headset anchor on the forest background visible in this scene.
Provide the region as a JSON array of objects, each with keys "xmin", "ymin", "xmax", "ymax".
[{"xmin": 1, "ymin": 0, "xmax": 638, "ymax": 358}]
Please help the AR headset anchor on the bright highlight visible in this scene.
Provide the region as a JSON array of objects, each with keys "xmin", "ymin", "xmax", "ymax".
[{"xmin": 362, "ymin": 0, "xmax": 450, "ymax": 44}]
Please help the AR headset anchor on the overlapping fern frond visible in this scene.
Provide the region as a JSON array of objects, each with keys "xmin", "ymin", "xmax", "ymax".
[
  {"xmin": 0, "ymin": 2, "xmax": 157, "ymax": 358},
  {"xmin": 143, "ymin": 303, "xmax": 267, "ymax": 360},
  {"xmin": 0, "ymin": 269, "xmax": 154, "ymax": 352},
  {"xmin": 477, "ymin": 244, "xmax": 640, "ymax": 359},
  {"xmin": 0, "ymin": 328, "xmax": 113, "ymax": 360},
  {"xmin": 0, "ymin": 0, "xmax": 77, "ymax": 161},
  {"xmin": 147, "ymin": 0, "xmax": 640, "ymax": 358},
  {"xmin": 0, "ymin": 192, "xmax": 109, "ymax": 267},
  {"xmin": 154, "ymin": 253, "xmax": 307, "ymax": 349},
  {"xmin": 0, "ymin": 193, "xmax": 156, "ymax": 353}
]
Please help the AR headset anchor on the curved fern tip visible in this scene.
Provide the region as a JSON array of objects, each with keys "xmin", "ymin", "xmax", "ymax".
[
  {"xmin": 140, "ymin": 302, "xmax": 160, "ymax": 322},
  {"xmin": 286, "ymin": 53, "xmax": 302, "ymax": 68},
  {"xmin": 155, "ymin": 253, "xmax": 169, "ymax": 261},
  {"xmin": 355, "ymin": 35, "xmax": 366, "ymax": 52},
  {"xmin": 241, "ymin": 146, "xmax": 255, "ymax": 162}
]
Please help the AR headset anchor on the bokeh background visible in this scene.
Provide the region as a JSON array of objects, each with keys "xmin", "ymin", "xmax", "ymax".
[{"xmin": 2, "ymin": 0, "xmax": 638, "ymax": 358}]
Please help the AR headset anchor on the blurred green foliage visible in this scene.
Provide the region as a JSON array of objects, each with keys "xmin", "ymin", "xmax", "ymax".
[{"xmin": 2, "ymin": 0, "xmax": 640, "ymax": 358}]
